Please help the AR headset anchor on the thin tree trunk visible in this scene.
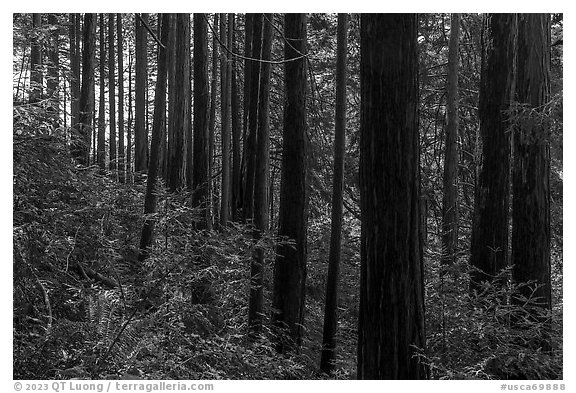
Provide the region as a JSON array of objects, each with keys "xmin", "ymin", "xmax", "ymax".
[
  {"xmin": 166, "ymin": 13, "xmax": 177, "ymax": 189},
  {"xmin": 97, "ymin": 14, "xmax": 106, "ymax": 171},
  {"xmin": 220, "ymin": 14, "xmax": 232, "ymax": 227},
  {"xmin": 117, "ymin": 13, "xmax": 125, "ymax": 183},
  {"xmin": 248, "ymin": 12, "xmax": 272, "ymax": 338},
  {"xmin": 108, "ymin": 14, "xmax": 117, "ymax": 176},
  {"xmin": 74, "ymin": 13, "xmax": 96, "ymax": 166},
  {"xmin": 69, "ymin": 14, "xmax": 81, "ymax": 132},
  {"xmin": 127, "ymin": 41, "xmax": 133, "ymax": 182},
  {"xmin": 357, "ymin": 14, "xmax": 427, "ymax": 380},
  {"xmin": 242, "ymin": 13, "xmax": 263, "ymax": 222},
  {"xmin": 207, "ymin": 13, "xmax": 219, "ymax": 230},
  {"xmin": 134, "ymin": 13, "xmax": 149, "ymax": 175},
  {"xmin": 320, "ymin": 13, "xmax": 348, "ymax": 374},
  {"xmin": 139, "ymin": 13, "xmax": 171, "ymax": 261},
  {"xmin": 272, "ymin": 13, "xmax": 308, "ymax": 353},
  {"xmin": 193, "ymin": 13, "xmax": 210, "ymax": 228},
  {"xmin": 470, "ymin": 14, "xmax": 517, "ymax": 292},
  {"xmin": 240, "ymin": 13, "xmax": 253, "ymax": 215}
]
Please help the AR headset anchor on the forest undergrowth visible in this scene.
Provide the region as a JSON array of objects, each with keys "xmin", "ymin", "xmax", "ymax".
[{"xmin": 13, "ymin": 110, "xmax": 562, "ymax": 380}]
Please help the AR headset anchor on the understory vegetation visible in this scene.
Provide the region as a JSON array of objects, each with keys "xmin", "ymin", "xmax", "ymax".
[{"xmin": 13, "ymin": 107, "xmax": 562, "ymax": 379}]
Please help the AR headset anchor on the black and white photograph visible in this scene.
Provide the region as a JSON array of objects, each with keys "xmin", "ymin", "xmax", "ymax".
[{"xmin": 11, "ymin": 10, "xmax": 565, "ymax": 385}]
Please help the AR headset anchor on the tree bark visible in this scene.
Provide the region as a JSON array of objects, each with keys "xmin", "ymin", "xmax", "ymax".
[
  {"xmin": 97, "ymin": 14, "xmax": 106, "ymax": 171},
  {"xmin": 512, "ymin": 14, "xmax": 552, "ymax": 328},
  {"xmin": 139, "ymin": 13, "xmax": 171, "ymax": 261},
  {"xmin": 357, "ymin": 14, "xmax": 427, "ymax": 380},
  {"xmin": 206, "ymin": 13, "xmax": 218, "ymax": 230},
  {"xmin": 192, "ymin": 13, "xmax": 210, "ymax": 229},
  {"xmin": 272, "ymin": 13, "xmax": 308, "ymax": 353},
  {"xmin": 220, "ymin": 14, "xmax": 232, "ymax": 227},
  {"xmin": 68, "ymin": 14, "xmax": 81, "ymax": 131},
  {"xmin": 248, "ymin": 12, "xmax": 272, "ymax": 338},
  {"xmin": 134, "ymin": 13, "xmax": 149, "ymax": 174},
  {"xmin": 242, "ymin": 13, "xmax": 263, "ymax": 222},
  {"xmin": 117, "ymin": 13, "xmax": 126, "ymax": 183},
  {"xmin": 240, "ymin": 13, "xmax": 253, "ymax": 215},
  {"xmin": 108, "ymin": 14, "xmax": 117, "ymax": 175},
  {"xmin": 470, "ymin": 14, "xmax": 517, "ymax": 292},
  {"xmin": 320, "ymin": 13, "xmax": 347, "ymax": 374},
  {"xmin": 441, "ymin": 13, "xmax": 460, "ymax": 267},
  {"xmin": 73, "ymin": 13, "xmax": 96, "ymax": 166},
  {"xmin": 167, "ymin": 14, "xmax": 190, "ymax": 191}
]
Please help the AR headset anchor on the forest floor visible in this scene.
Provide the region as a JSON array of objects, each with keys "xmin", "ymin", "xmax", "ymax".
[
  {"xmin": 13, "ymin": 130, "xmax": 563, "ymax": 380},
  {"xmin": 13, "ymin": 132, "xmax": 361, "ymax": 380}
]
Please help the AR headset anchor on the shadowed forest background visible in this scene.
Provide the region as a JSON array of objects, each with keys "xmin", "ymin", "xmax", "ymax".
[{"xmin": 13, "ymin": 13, "xmax": 563, "ymax": 380}]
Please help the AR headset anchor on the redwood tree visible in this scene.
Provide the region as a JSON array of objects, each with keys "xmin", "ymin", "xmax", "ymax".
[
  {"xmin": 470, "ymin": 14, "xmax": 517, "ymax": 292},
  {"xmin": 320, "ymin": 13, "xmax": 347, "ymax": 374},
  {"xmin": 97, "ymin": 14, "xmax": 106, "ymax": 171},
  {"xmin": 512, "ymin": 14, "xmax": 552, "ymax": 320},
  {"xmin": 117, "ymin": 13, "xmax": 125, "ymax": 183},
  {"xmin": 271, "ymin": 13, "xmax": 308, "ymax": 353},
  {"xmin": 357, "ymin": 13, "xmax": 427, "ymax": 379},
  {"xmin": 134, "ymin": 13, "xmax": 149, "ymax": 174},
  {"xmin": 108, "ymin": 14, "xmax": 117, "ymax": 174}
]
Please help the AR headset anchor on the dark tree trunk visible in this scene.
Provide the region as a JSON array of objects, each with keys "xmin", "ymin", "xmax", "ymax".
[
  {"xmin": 207, "ymin": 13, "xmax": 218, "ymax": 230},
  {"xmin": 30, "ymin": 13, "xmax": 43, "ymax": 104},
  {"xmin": 117, "ymin": 13, "xmax": 125, "ymax": 183},
  {"xmin": 320, "ymin": 13, "xmax": 347, "ymax": 374},
  {"xmin": 127, "ymin": 42, "xmax": 133, "ymax": 181},
  {"xmin": 139, "ymin": 13, "xmax": 171, "ymax": 261},
  {"xmin": 248, "ymin": 12, "xmax": 272, "ymax": 338},
  {"xmin": 167, "ymin": 14, "xmax": 190, "ymax": 191},
  {"xmin": 470, "ymin": 14, "xmax": 517, "ymax": 292},
  {"xmin": 97, "ymin": 14, "xmax": 106, "ymax": 171},
  {"xmin": 512, "ymin": 14, "xmax": 552, "ymax": 328},
  {"xmin": 231, "ymin": 14, "xmax": 242, "ymax": 222},
  {"xmin": 134, "ymin": 13, "xmax": 149, "ymax": 174},
  {"xmin": 441, "ymin": 13, "xmax": 460, "ymax": 267},
  {"xmin": 240, "ymin": 13, "xmax": 253, "ymax": 215},
  {"xmin": 192, "ymin": 13, "xmax": 210, "ymax": 228},
  {"xmin": 242, "ymin": 13, "xmax": 263, "ymax": 222},
  {"xmin": 357, "ymin": 14, "xmax": 427, "ymax": 380},
  {"xmin": 166, "ymin": 13, "xmax": 177, "ymax": 189},
  {"xmin": 73, "ymin": 13, "xmax": 96, "ymax": 166},
  {"xmin": 46, "ymin": 13, "xmax": 59, "ymax": 122},
  {"xmin": 69, "ymin": 14, "xmax": 81, "ymax": 130},
  {"xmin": 272, "ymin": 13, "xmax": 308, "ymax": 353},
  {"xmin": 220, "ymin": 14, "xmax": 231, "ymax": 227},
  {"xmin": 108, "ymin": 14, "xmax": 117, "ymax": 175}
]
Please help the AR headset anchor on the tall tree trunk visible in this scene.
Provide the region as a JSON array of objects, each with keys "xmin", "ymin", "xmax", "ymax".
[
  {"xmin": 134, "ymin": 13, "xmax": 149, "ymax": 174},
  {"xmin": 441, "ymin": 13, "xmax": 460, "ymax": 266},
  {"xmin": 220, "ymin": 14, "xmax": 232, "ymax": 227},
  {"xmin": 470, "ymin": 14, "xmax": 517, "ymax": 292},
  {"xmin": 73, "ymin": 13, "xmax": 96, "ymax": 166},
  {"xmin": 240, "ymin": 13, "xmax": 253, "ymax": 214},
  {"xmin": 320, "ymin": 13, "xmax": 347, "ymax": 374},
  {"xmin": 46, "ymin": 13, "xmax": 59, "ymax": 122},
  {"xmin": 207, "ymin": 13, "xmax": 219, "ymax": 230},
  {"xmin": 30, "ymin": 13, "xmax": 43, "ymax": 104},
  {"xmin": 167, "ymin": 14, "xmax": 189, "ymax": 191},
  {"xmin": 231, "ymin": 14, "xmax": 242, "ymax": 222},
  {"xmin": 139, "ymin": 13, "xmax": 171, "ymax": 261},
  {"xmin": 272, "ymin": 13, "xmax": 308, "ymax": 353},
  {"xmin": 242, "ymin": 13, "xmax": 263, "ymax": 222},
  {"xmin": 248, "ymin": 12, "xmax": 272, "ymax": 338},
  {"xmin": 357, "ymin": 14, "xmax": 427, "ymax": 380},
  {"xmin": 117, "ymin": 13, "xmax": 126, "ymax": 183},
  {"xmin": 512, "ymin": 13, "xmax": 552, "ymax": 334},
  {"xmin": 97, "ymin": 14, "xmax": 106, "ymax": 171},
  {"xmin": 127, "ymin": 42, "xmax": 133, "ymax": 181},
  {"xmin": 166, "ymin": 13, "xmax": 177, "ymax": 189},
  {"xmin": 69, "ymin": 14, "xmax": 81, "ymax": 131},
  {"xmin": 192, "ymin": 13, "xmax": 210, "ymax": 229},
  {"xmin": 108, "ymin": 14, "xmax": 117, "ymax": 175}
]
